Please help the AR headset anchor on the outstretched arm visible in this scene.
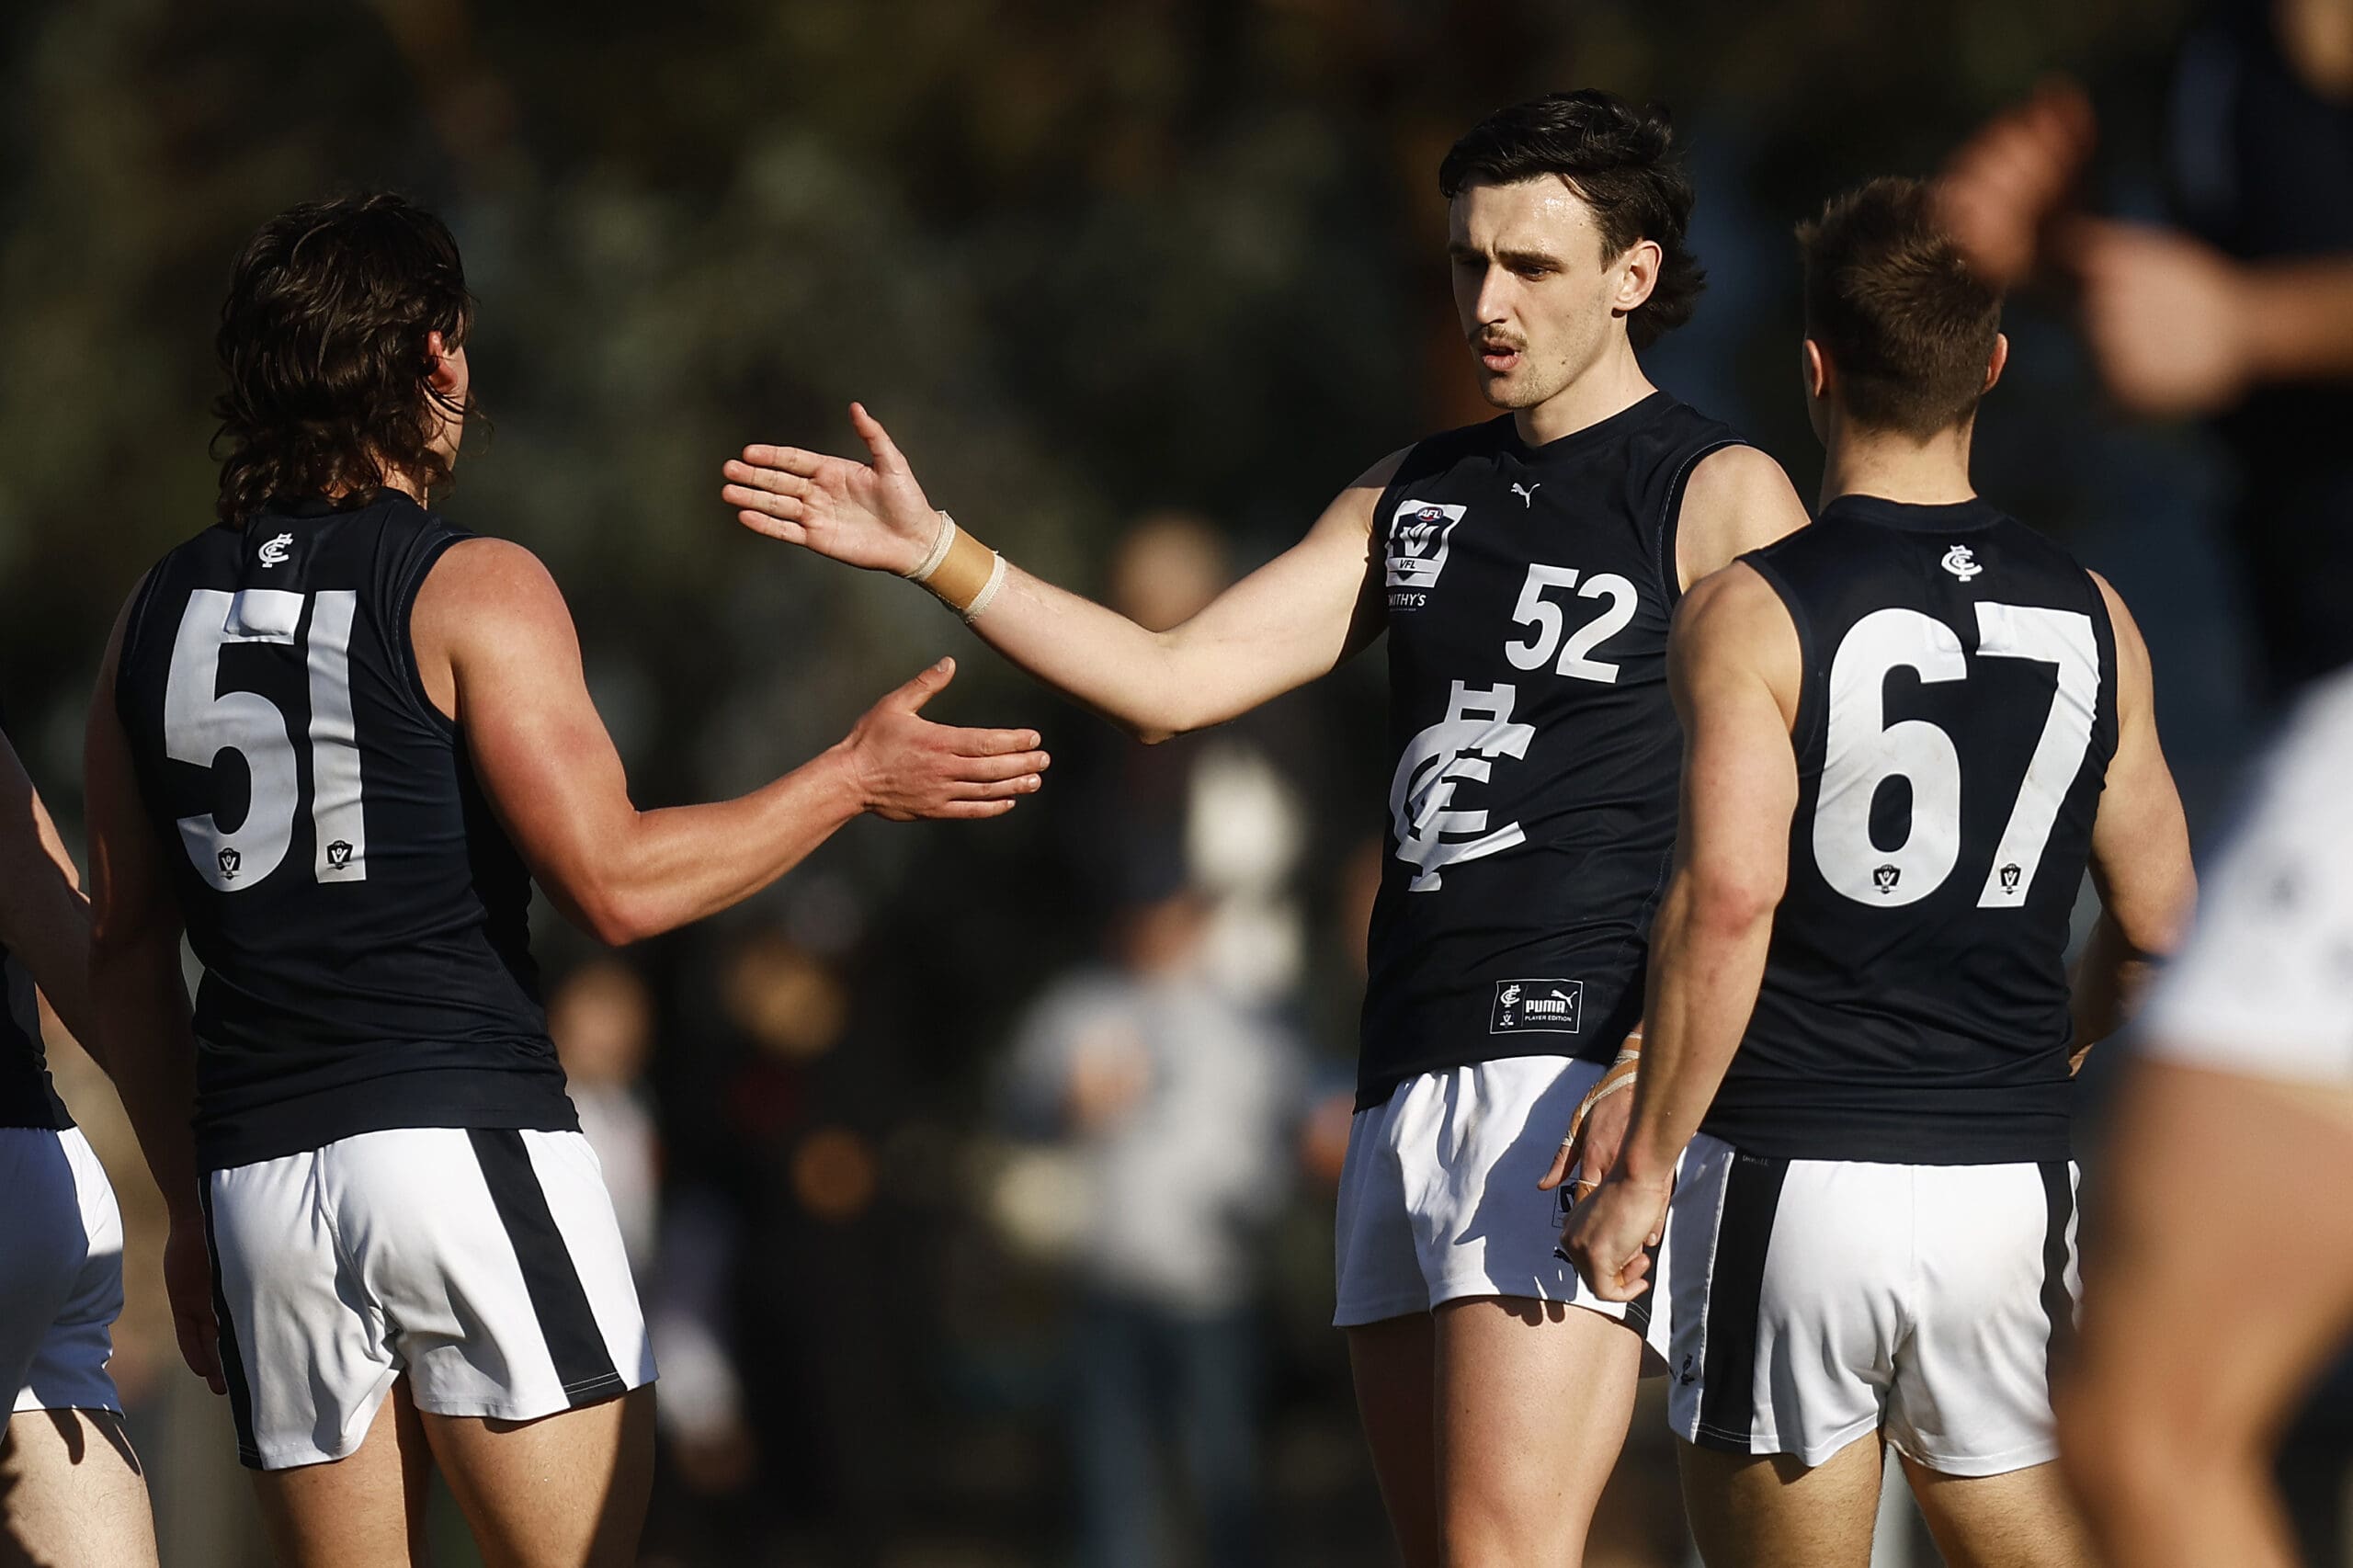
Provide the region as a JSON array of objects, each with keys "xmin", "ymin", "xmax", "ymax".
[
  {"xmin": 0, "ymin": 733, "xmax": 96, "ymax": 1053},
  {"xmin": 2069, "ymin": 574, "xmax": 2195, "ymax": 1066},
  {"xmin": 412, "ymin": 538, "xmax": 1051, "ymax": 947},
  {"xmin": 723, "ymin": 404, "xmax": 1396, "ymax": 743},
  {"xmin": 1564, "ymin": 565, "xmax": 1802, "ymax": 1301}
]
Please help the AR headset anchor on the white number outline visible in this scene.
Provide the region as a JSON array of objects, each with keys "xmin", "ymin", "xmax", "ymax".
[
  {"xmin": 1502, "ymin": 563, "xmax": 1642, "ymax": 684},
  {"xmin": 165, "ymin": 588, "xmax": 369, "ymax": 893},
  {"xmin": 1812, "ymin": 601, "xmax": 2100, "ymax": 909}
]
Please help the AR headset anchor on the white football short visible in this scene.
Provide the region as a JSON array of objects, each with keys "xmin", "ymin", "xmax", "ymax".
[
  {"xmin": 1333, "ymin": 1053, "xmax": 1670, "ymax": 1360},
  {"xmin": 203, "ymin": 1127, "xmax": 656, "ymax": 1470},
  {"xmin": 2144, "ymin": 668, "xmax": 2353, "ymax": 1087},
  {"xmin": 2, "ymin": 1125, "xmax": 126, "ymax": 1416},
  {"xmin": 1666, "ymin": 1133, "xmax": 2078, "ymax": 1477}
]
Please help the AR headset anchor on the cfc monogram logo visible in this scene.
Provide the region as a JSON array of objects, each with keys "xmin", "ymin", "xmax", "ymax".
[
  {"xmin": 1389, "ymin": 680, "xmax": 1535, "ymax": 892},
  {"xmin": 258, "ymin": 532, "xmax": 294, "ymax": 568},
  {"xmin": 1941, "ymin": 544, "xmax": 1983, "ymax": 582}
]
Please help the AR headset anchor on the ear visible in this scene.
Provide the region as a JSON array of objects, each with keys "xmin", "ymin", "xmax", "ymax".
[
  {"xmin": 1802, "ymin": 338, "xmax": 1833, "ymax": 402},
  {"xmin": 424, "ymin": 329, "xmax": 461, "ymax": 392},
  {"xmin": 1983, "ymin": 332, "xmax": 2009, "ymax": 395},
  {"xmin": 1615, "ymin": 238, "xmax": 1663, "ymax": 313}
]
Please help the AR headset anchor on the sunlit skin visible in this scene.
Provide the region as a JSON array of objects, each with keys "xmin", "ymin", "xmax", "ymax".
[{"xmin": 1448, "ymin": 177, "xmax": 1664, "ymax": 446}]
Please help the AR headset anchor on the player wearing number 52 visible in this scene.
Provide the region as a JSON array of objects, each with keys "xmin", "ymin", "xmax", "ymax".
[
  {"xmin": 1563, "ymin": 177, "xmax": 2194, "ymax": 1568},
  {"xmin": 726, "ymin": 91, "xmax": 1811, "ymax": 1568},
  {"xmin": 80, "ymin": 193, "xmax": 1050, "ymax": 1568}
]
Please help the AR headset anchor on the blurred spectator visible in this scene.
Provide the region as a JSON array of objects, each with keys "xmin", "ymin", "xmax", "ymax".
[
  {"xmin": 1058, "ymin": 513, "xmax": 1312, "ymax": 1007},
  {"xmin": 551, "ymin": 959, "xmax": 661, "ymax": 1267},
  {"xmin": 1001, "ymin": 865, "xmax": 1307, "ymax": 1568},
  {"xmin": 1942, "ymin": 0, "xmax": 2353, "ymax": 697},
  {"xmin": 549, "ymin": 960, "xmax": 760, "ymax": 1517}
]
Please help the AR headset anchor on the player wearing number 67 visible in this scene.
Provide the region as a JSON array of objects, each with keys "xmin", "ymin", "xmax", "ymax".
[
  {"xmin": 1563, "ymin": 176, "xmax": 2195, "ymax": 1568},
  {"xmin": 79, "ymin": 193, "xmax": 1050, "ymax": 1568},
  {"xmin": 724, "ymin": 91, "xmax": 1810, "ymax": 1567}
]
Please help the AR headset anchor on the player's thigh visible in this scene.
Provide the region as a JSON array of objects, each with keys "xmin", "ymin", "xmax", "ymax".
[
  {"xmin": 418, "ymin": 1384, "xmax": 655, "ymax": 1568},
  {"xmin": 1432, "ymin": 1294, "xmax": 1643, "ymax": 1564},
  {"xmin": 1677, "ymin": 1431, "xmax": 1881, "ymax": 1568},
  {"xmin": 250, "ymin": 1380, "xmax": 434, "ymax": 1568},
  {"xmin": 0, "ymin": 1409, "xmax": 158, "ymax": 1568},
  {"xmin": 1346, "ymin": 1312, "xmax": 1439, "ymax": 1568},
  {"xmin": 2061, "ymin": 1062, "xmax": 2353, "ymax": 1567},
  {"xmin": 1900, "ymin": 1455, "xmax": 2093, "ymax": 1568}
]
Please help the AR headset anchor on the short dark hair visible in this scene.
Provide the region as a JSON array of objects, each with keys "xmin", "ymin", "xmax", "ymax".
[
  {"xmin": 211, "ymin": 192, "xmax": 475, "ymax": 523},
  {"xmin": 1797, "ymin": 176, "xmax": 2001, "ymax": 439},
  {"xmin": 1438, "ymin": 90, "xmax": 1705, "ymax": 349}
]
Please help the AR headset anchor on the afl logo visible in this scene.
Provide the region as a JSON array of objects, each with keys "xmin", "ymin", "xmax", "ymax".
[
  {"xmin": 1940, "ymin": 544, "xmax": 1983, "ymax": 582},
  {"xmin": 1385, "ymin": 499, "xmax": 1467, "ymax": 594},
  {"xmin": 258, "ymin": 532, "xmax": 294, "ymax": 568}
]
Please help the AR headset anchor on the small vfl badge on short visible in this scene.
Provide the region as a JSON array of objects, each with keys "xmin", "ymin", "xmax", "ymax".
[
  {"xmin": 1941, "ymin": 544, "xmax": 1983, "ymax": 581},
  {"xmin": 1491, "ymin": 978, "xmax": 1583, "ymax": 1034},
  {"xmin": 1386, "ymin": 499, "xmax": 1467, "ymax": 595}
]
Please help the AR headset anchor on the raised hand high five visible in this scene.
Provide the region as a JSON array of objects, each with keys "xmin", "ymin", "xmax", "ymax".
[{"xmin": 723, "ymin": 403, "xmax": 945, "ymax": 574}]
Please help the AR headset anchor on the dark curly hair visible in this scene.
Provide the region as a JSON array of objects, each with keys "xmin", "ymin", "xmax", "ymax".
[
  {"xmin": 211, "ymin": 192, "xmax": 475, "ymax": 524},
  {"xmin": 1797, "ymin": 176, "xmax": 2001, "ymax": 438},
  {"xmin": 1438, "ymin": 90, "xmax": 1706, "ymax": 349}
]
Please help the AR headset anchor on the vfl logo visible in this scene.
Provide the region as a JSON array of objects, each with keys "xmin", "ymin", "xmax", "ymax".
[
  {"xmin": 1492, "ymin": 977, "xmax": 1584, "ymax": 1035},
  {"xmin": 324, "ymin": 840, "xmax": 355, "ymax": 870},
  {"xmin": 1999, "ymin": 862, "xmax": 2022, "ymax": 894},
  {"xmin": 258, "ymin": 532, "xmax": 294, "ymax": 568},
  {"xmin": 1390, "ymin": 681, "xmax": 1536, "ymax": 891},
  {"xmin": 1873, "ymin": 863, "xmax": 1901, "ymax": 895},
  {"xmin": 1678, "ymin": 1353, "xmax": 1699, "ymax": 1386},
  {"xmin": 1941, "ymin": 544, "xmax": 1983, "ymax": 582},
  {"xmin": 217, "ymin": 847, "xmax": 242, "ymax": 881},
  {"xmin": 1510, "ymin": 482, "xmax": 1541, "ymax": 508},
  {"xmin": 1385, "ymin": 499, "xmax": 1468, "ymax": 594}
]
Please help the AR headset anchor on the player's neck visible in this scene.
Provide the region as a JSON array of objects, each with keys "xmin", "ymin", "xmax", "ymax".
[
  {"xmin": 1819, "ymin": 424, "xmax": 1977, "ymax": 510},
  {"xmin": 1509, "ymin": 342, "xmax": 1656, "ymax": 448}
]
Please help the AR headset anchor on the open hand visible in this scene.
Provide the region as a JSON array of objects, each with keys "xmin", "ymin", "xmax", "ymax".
[
  {"xmin": 840, "ymin": 658, "xmax": 1049, "ymax": 821},
  {"xmin": 723, "ymin": 403, "xmax": 942, "ymax": 575}
]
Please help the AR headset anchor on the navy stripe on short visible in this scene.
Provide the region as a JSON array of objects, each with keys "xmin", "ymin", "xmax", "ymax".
[
  {"xmin": 1692, "ymin": 1150, "xmax": 1789, "ymax": 1453},
  {"xmin": 198, "ymin": 1179, "xmax": 264, "ymax": 1467},
  {"xmin": 2038, "ymin": 1160, "xmax": 2077, "ymax": 1395},
  {"xmin": 467, "ymin": 1129, "xmax": 624, "ymax": 1403}
]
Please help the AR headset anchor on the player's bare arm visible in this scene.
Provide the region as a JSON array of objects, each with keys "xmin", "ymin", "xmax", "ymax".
[
  {"xmin": 1530, "ymin": 442, "xmax": 1808, "ymax": 1198},
  {"xmin": 1673, "ymin": 440, "xmax": 1811, "ymax": 590},
  {"xmin": 0, "ymin": 732, "xmax": 97, "ymax": 1053},
  {"xmin": 1563, "ymin": 564, "xmax": 1801, "ymax": 1301},
  {"xmin": 411, "ymin": 538, "xmax": 1051, "ymax": 947},
  {"xmin": 83, "ymin": 596, "xmax": 222, "ymax": 1395},
  {"xmin": 2067, "ymin": 574, "xmax": 2195, "ymax": 1066},
  {"xmin": 723, "ymin": 403, "xmax": 1398, "ymax": 743}
]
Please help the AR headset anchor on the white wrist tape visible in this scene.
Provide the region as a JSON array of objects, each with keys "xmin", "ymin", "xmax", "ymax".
[
  {"xmin": 903, "ymin": 511, "xmax": 958, "ymax": 582},
  {"xmin": 963, "ymin": 552, "xmax": 1010, "ymax": 621}
]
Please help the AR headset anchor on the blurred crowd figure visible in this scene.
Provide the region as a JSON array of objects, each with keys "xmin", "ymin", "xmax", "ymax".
[
  {"xmin": 1943, "ymin": 4, "xmax": 2353, "ymax": 1563},
  {"xmin": 998, "ymin": 510, "xmax": 1313, "ymax": 1568}
]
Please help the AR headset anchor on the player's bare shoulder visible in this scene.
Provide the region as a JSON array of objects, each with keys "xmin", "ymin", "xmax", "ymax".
[
  {"xmin": 410, "ymin": 536, "xmax": 579, "ymax": 717},
  {"xmin": 1675, "ymin": 443, "xmax": 1809, "ymax": 587}
]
